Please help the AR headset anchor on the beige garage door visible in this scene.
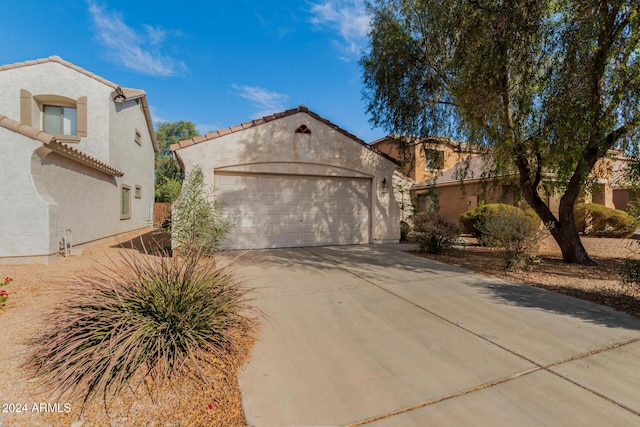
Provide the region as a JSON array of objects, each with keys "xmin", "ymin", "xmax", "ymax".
[{"xmin": 214, "ymin": 173, "xmax": 371, "ymax": 249}]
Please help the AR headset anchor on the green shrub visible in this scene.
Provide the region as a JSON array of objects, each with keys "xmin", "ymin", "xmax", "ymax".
[
  {"xmin": 26, "ymin": 250, "xmax": 255, "ymax": 405},
  {"xmin": 172, "ymin": 165, "xmax": 235, "ymax": 255},
  {"xmin": 459, "ymin": 204, "xmax": 541, "ymax": 243},
  {"xmin": 620, "ymin": 258, "xmax": 640, "ymax": 287},
  {"xmin": 477, "ymin": 207, "xmax": 547, "ymax": 269},
  {"xmin": 574, "ymin": 203, "xmax": 639, "ymax": 238},
  {"xmin": 413, "ymin": 213, "xmax": 460, "ymax": 254}
]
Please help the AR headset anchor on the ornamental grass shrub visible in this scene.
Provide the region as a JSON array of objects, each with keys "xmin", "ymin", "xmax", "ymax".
[
  {"xmin": 574, "ymin": 203, "xmax": 639, "ymax": 238},
  {"xmin": 477, "ymin": 206, "xmax": 547, "ymax": 270},
  {"xmin": 25, "ymin": 249, "xmax": 255, "ymax": 405},
  {"xmin": 413, "ymin": 213, "xmax": 460, "ymax": 254}
]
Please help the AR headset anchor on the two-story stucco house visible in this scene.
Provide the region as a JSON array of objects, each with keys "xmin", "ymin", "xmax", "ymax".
[
  {"xmin": 372, "ymin": 135, "xmax": 623, "ymax": 225},
  {"xmin": 0, "ymin": 56, "xmax": 157, "ymax": 264}
]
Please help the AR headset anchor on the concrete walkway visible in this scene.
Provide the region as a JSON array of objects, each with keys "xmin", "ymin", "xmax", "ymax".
[{"xmin": 231, "ymin": 244, "xmax": 640, "ymax": 426}]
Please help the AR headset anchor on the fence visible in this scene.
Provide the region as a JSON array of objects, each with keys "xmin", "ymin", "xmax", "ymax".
[{"xmin": 154, "ymin": 203, "xmax": 172, "ymax": 228}]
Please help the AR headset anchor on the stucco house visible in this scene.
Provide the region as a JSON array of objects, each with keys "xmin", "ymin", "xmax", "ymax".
[
  {"xmin": 0, "ymin": 56, "xmax": 157, "ymax": 264},
  {"xmin": 171, "ymin": 106, "xmax": 400, "ymax": 249},
  {"xmin": 372, "ymin": 135, "xmax": 622, "ymax": 224}
]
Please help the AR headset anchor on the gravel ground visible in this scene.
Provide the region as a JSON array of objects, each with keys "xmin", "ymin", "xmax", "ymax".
[
  {"xmin": 413, "ymin": 234, "xmax": 640, "ymax": 319},
  {"xmin": 0, "ymin": 229, "xmax": 252, "ymax": 427}
]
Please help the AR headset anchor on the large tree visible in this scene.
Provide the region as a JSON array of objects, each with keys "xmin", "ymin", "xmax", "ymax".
[
  {"xmin": 362, "ymin": 0, "xmax": 640, "ymax": 264},
  {"xmin": 155, "ymin": 121, "xmax": 199, "ymax": 202}
]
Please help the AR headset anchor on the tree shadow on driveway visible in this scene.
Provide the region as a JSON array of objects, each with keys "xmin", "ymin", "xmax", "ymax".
[{"xmin": 477, "ymin": 279, "xmax": 640, "ymax": 331}]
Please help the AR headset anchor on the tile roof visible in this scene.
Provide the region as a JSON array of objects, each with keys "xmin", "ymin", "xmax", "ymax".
[
  {"xmin": 370, "ymin": 135, "xmax": 476, "ymax": 154},
  {"xmin": 413, "ymin": 155, "xmax": 512, "ymax": 188},
  {"xmin": 170, "ymin": 105, "xmax": 399, "ymax": 164},
  {"xmin": 0, "ymin": 115, "xmax": 123, "ymax": 177},
  {"xmin": 1, "ymin": 56, "xmax": 158, "ymax": 152}
]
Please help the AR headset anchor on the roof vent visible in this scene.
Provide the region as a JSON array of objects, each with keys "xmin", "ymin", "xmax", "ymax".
[{"xmin": 295, "ymin": 124, "xmax": 311, "ymax": 134}]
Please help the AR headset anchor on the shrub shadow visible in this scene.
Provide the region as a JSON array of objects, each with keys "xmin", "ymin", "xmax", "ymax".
[{"xmin": 111, "ymin": 229, "xmax": 171, "ymax": 254}]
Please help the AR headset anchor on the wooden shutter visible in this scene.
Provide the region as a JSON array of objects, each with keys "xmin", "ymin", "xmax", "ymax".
[
  {"xmin": 76, "ymin": 96, "xmax": 87, "ymax": 137},
  {"xmin": 20, "ymin": 89, "xmax": 32, "ymax": 125}
]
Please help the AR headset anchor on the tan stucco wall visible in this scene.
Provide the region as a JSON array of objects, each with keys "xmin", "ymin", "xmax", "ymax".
[
  {"xmin": 414, "ymin": 181, "xmax": 518, "ymax": 226},
  {"xmin": 0, "ymin": 130, "xmax": 53, "ymax": 258},
  {"xmin": 176, "ymin": 112, "xmax": 400, "ymax": 245}
]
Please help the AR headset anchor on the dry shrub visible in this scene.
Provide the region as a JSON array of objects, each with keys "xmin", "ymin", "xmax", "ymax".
[
  {"xmin": 413, "ymin": 213, "xmax": 460, "ymax": 254},
  {"xmin": 25, "ymin": 250, "xmax": 255, "ymax": 407},
  {"xmin": 459, "ymin": 203, "xmax": 540, "ymax": 241},
  {"xmin": 478, "ymin": 207, "xmax": 547, "ymax": 270}
]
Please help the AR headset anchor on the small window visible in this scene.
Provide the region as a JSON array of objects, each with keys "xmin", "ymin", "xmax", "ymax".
[
  {"xmin": 135, "ymin": 185, "xmax": 142, "ymax": 199},
  {"xmin": 120, "ymin": 185, "xmax": 131, "ymax": 220},
  {"xmin": 424, "ymin": 149, "xmax": 445, "ymax": 170},
  {"xmin": 134, "ymin": 128, "xmax": 142, "ymax": 146},
  {"xmin": 43, "ymin": 105, "xmax": 77, "ymax": 135}
]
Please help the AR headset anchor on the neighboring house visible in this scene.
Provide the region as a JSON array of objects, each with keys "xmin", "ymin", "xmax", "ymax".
[
  {"xmin": 0, "ymin": 56, "xmax": 157, "ymax": 264},
  {"xmin": 171, "ymin": 106, "xmax": 400, "ymax": 249},
  {"xmin": 372, "ymin": 135, "xmax": 622, "ymax": 224}
]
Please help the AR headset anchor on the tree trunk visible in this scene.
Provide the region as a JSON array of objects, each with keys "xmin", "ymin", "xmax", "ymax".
[
  {"xmin": 514, "ymin": 154, "xmax": 596, "ymax": 266},
  {"xmin": 548, "ymin": 219, "xmax": 596, "ymax": 265}
]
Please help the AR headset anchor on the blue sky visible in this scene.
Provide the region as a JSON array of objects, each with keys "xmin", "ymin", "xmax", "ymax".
[{"xmin": 1, "ymin": 0, "xmax": 387, "ymax": 142}]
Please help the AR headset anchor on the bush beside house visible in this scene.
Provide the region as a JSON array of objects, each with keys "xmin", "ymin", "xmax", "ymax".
[{"xmin": 413, "ymin": 213, "xmax": 460, "ymax": 254}]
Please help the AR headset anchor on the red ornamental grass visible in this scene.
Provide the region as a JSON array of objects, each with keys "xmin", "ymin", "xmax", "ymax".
[{"xmin": 0, "ymin": 289, "xmax": 8, "ymax": 297}]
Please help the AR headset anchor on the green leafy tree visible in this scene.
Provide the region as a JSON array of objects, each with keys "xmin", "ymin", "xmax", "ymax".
[
  {"xmin": 362, "ymin": 0, "xmax": 640, "ymax": 264},
  {"xmin": 155, "ymin": 121, "xmax": 199, "ymax": 202}
]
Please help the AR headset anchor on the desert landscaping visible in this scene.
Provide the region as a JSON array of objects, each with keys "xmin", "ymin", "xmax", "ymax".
[{"xmin": 0, "ymin": 230, "xmax": 253, "ymax": 427}]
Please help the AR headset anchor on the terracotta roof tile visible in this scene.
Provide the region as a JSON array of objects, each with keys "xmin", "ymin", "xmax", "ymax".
[
  {"xmin": 0, "ymin": 115, "xmax": 123, "ymax": 176},
  {"xmin": 192, "ymin": 135, "xmax": 207, "ymax": 144},
  {"xmin": 1, "ymin": 56, "xmax": 158, "ymax": 153},
  {"xmin": 171, "ymin": 105, "xmax": 399, "ymax": 164}
]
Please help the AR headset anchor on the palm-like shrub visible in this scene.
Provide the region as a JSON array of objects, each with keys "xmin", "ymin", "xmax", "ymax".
[
  {"xmin": 172, "ymin": 165, "xmax": 234, "ymax": 256},
  {"xmin": 413, "ymin": 213, "xmax": 460, "ymax": 254},
  {"xmin": 26, "ymin": 250, "xmax": 255, "ymax": 405}
]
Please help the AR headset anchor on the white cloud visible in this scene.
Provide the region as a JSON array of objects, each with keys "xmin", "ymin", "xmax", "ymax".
[
  {"xmin": 87, "ymin": 1, "xmax": 186, "ymax": 76},
  {"xmin": 232, "ymin": 85, "xmax": 289, "ymax": 118},
  {"xmin": 309, "ymin": 0, "xmax": 370, "ymax": 60}
]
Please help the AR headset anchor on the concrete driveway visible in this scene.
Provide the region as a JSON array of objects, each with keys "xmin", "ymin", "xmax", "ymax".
[{"xmin": 230, "ymin": 244, "xmax": 640, "ymax": 426}]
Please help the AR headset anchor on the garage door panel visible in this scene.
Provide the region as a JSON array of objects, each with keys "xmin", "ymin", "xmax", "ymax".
[{"xmin": 214, "ymin": 173, "xmax": 371, "ymax": 249}]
